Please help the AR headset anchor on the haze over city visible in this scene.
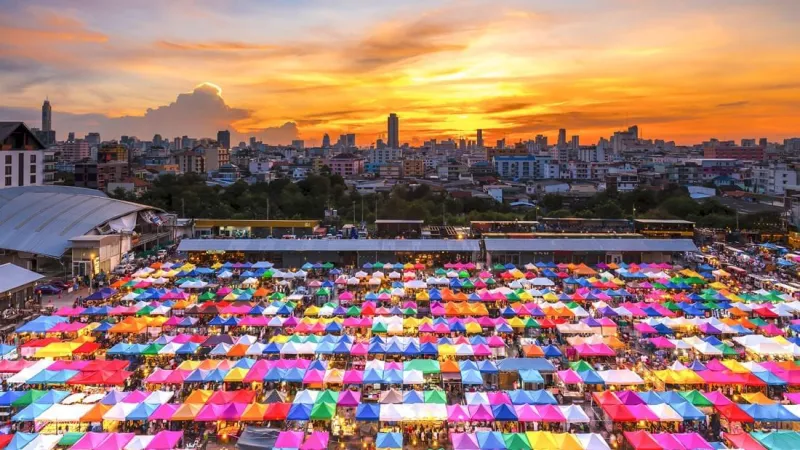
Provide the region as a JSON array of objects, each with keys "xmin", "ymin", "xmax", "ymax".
[{"xmin": 1, "ymin": 0, "xmax": 799, "ymax": 145}]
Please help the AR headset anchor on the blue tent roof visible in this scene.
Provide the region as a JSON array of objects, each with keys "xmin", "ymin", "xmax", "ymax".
[
  {"xmin": 496, "ymin": 358, "xmax": 555, "ymax": 373},
  {"xmin": 476, "ymin": 431, "xmax": 506, "ymax": 450},
  {"xmin": 376, "ymin": 432, "xmax": 403, "ymax": 449},
  {"xmin": 355, "ymin": 403, "xmax": 380, "ymax": 421},
  {"xmin": 286, "ymin": 403, "xmax": 312, "ymax": 421},
  {"xmin": 491, "ymin": 404, "xmax": 518, "ymax": 421}
]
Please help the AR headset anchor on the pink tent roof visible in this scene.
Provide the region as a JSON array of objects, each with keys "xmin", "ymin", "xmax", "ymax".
[
  {"xmin": 145, "ymin": 431, "xmax": 183, "ymax": 450},
  {"xmin": 303, "ymin": 369, "xmax": 325, "ymax": 383},
  {"xmin": 513, "ymin": 404, "xmax": 540, "ymax": 422},
  {"xmin": 149, "ymin": 404, "xmax": 180, "ymax": 420},
  {"xmin": 674, "ymin": 433, "xmax": 714, "ymax": 450},
  {"xmin": 784, "ymin": 392, "xmax": 800, "ymax": 404},
  {"xmin": 165, "ymin": 369, "xmax": 191, "ymax": 384},
  {"xmin": 649, "ymin": 337, "xmax": 674, "ymax": 348},
  {"xmin": 338, "ymin": 292, "xmax": 354, "ymax": 300},
  {"xmin": 651, "ymin": 433, "xmax": 683, "ymax": 450},
  {"xmin": 468, "ymin": 404, "xmax": 494, "ymax": 421},
  {"xmin": 447, "ymin": 405, "xmax": 470, "ymax": 422},
  {"xmin": 450, "ymin": 433, "xmax": 480, "ymax": 450},
  {"xmin": 122, "ymin": 390, "xmax": 149, "ymax": 403},
  {"xmin": 146, "ymin": 369, "xmax": 172, "ymax": 383},
  {"xmin": 96, "ymin": 433, "xmax": 135, "ymax": 450},
  {"xmin": 486, "ymin": 336, "xmax": 505, "ymax": 347},
  {"xmin": 558, "ymin": 369, "xmax": 583, "ymax": 384},
  {"xmin": 275, "ymin": 431, "xmax": 304, "ymax": 448},
  {"xmin": 534, "ymin": 404, "xmax": 566, "ymax": 422},
  {"xmin": 626, "ymin": 404, "xmax": 660, "ymax": 421},
  {"xmin": 487, "ymin": 392, "xmax": 511, "ymax": 405},
  {"xmin": 350, "ymin": 343, "xmax": 369, "ymax": 355},
  {"xmin": 54, "ymin": 306, "xmax": 85, "ymax": 316},
  {"xmin": 705, "ymin": 391, "xmax": 733, "ymax": 406},
  {"xmin": 300, "ymin": 432, "xmax": 329, "ymax": 450},
  {"xmin": 195, "ymin": 404, "xmax": 225, "ymax": 421},
  {"xmin": 337, "ymin": 390, "xmax": 361, "ymax": 407},
  {"xmin": 72, "ymin": 433, "xmax": 110, "ymax": 450},
  {"xmin": 343, "ymin": 370, "xmax": 363, "ymax": 384}
]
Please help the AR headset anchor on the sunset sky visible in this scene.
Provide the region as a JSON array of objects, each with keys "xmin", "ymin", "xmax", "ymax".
[{"xmin": 1, "ymin": 0, "xmax": 798, "ymax": 146}]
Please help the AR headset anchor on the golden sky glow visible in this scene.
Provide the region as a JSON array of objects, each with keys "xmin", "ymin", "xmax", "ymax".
[{"xmin": 0, "ymin": 0, "xmax": 798, "ymax": 145}]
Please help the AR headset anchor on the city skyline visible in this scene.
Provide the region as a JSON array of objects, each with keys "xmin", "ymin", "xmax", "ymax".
[{"xmin": 1, "ymin": 0, "xmax": 799, "ymax": 145}]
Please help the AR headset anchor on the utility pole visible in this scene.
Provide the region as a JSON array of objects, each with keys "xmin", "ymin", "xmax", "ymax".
[
  {"xmin": 443, "ymin": 195, "xmax": 447, "ymax": 226},
  {"xmin": 375, "ymin": 194, "xmax": 379, "ymax": 221},
  {"xmin": 267, "ymin": 197, "xmax": 270, "ymax": 220},
  {"xmin": 361, "ymin": 196, "xmax": 364, "ymax": 224},
  {"xmin": 736, "ymin": 209, "xmax": 739, "ymax": 231},
  {"xmin": 181, "ymin": 198, "xmax": 185, "ymax": 218},
  {"xmin": 353, "ymin": 201, "xmax": 356, "ymax": 225}
]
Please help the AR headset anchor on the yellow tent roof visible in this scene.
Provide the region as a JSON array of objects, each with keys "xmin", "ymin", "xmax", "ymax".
[
  {"xmin": 34, "ymin": 342, "xmax": 81, "ymax": 358},
  {"xmin": 741, "ymin": 392, "xmax": 776, "ymax": 405},
  {"xmin": 552, "ymin": 433, "xmax": 583, "ymax": 450},
  {"xmin": 525, "ymin": 431, "xmax": 558, "ymax": 450}
]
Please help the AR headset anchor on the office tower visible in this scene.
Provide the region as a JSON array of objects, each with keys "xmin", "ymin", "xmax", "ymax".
[
  {"xmin": 216, "ymin": 130, "xmax": 230, "ymax": 149},
  {"xmin": 322, "ymin": 134, "xmax": 331, "ymax": 148},
  {"xmin": 535, "ymin": 135, "xmax": 548, "ymax": 150},
  {"xmin": 477, "ymin": 129, "xmax": 483, "ymax": 148},
  {"xmin": 346, "ymin": 133, "xmax": 356, "ymax": 148},
  {"xmin": 759, "ymin": 138, "xmax": 768, "ymax": 147},
  {"xmin": 628, "ymin": 125, "xmax": 639, "ymax": 140},
  {"xmin": 459, "ymin": 139, "xmax": 466, "ymax": 151},
  {"xmin": 153, "ymin": 134, "xmax": 163, "ymax": 146},
  {"xmin": 571, "ymin": 135, "xmax": 580, "ymax": 150},
  {"xmin": 291, "ymin": 140, "xmax": 305, "ymax": 149},
  {"xmin": 173, "ymin": 137, "xmax": 180, "ymax": 150},
  {"xmin": 85, "ymin": 133, "xmax": 101, "ymax": 146},
  {"xmin": 558, "ymin": 129, "xmax": 567, "ymax": 147},
  {"xmin": 67, "ymin": 132, "xmax": 75, "ymax": 142},
  {"xmin": 741, "ymin": 138, "xmax": 756, "ymax": 147},
  {"xmin": 249, "ymin": 136, "xmax": 256, "ymax": 148},
  {"xmin": 42, "ymin": 99, "xmax": 52, "ymax": 132},
  {"xmin": 496, "ymin": 139, "xmax": 505, "ymax": 149},
  {"xmin": 387, "ymin": 113, "xmax": 399, "ymax": 148}
]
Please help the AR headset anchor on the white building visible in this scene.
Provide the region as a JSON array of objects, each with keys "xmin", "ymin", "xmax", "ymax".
[
  {"xmin": 751, "ymin": 163, "xmax": 797, "ymax": 195},
  {"xmin": 369, "ymin": 148, "xmax": 403, "ymax": 165},
  {"xmin": 0, "ymin": 122, "xmax": 50, "ymax": 189}
]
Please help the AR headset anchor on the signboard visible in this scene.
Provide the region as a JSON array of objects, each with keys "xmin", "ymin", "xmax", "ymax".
[{"xmin": 92, "ymin": 257, "xmax": 100, "ymax": 275}]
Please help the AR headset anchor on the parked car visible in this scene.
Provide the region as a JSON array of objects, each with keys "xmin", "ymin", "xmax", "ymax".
[
  {"xmin": 35, "ymin": 285, "xmax": 62, "ymax": 295},
  {"xmin": 48, "ymin": 280, "xmax": 73, "ymax": 291}
]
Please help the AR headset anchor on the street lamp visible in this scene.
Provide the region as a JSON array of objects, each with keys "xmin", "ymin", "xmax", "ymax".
[{"xmin": 89, "ymin": 253, "xmax": 95, "ymax": 293}]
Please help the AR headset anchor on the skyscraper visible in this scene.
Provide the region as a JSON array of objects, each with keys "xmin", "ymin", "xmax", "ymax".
[
  {"xmin": 322, "ymin": 134, "xmax": 331, "ymax": 148},
  {"xmin": 476, "ymin": 129, "xmax": 483, "ymax": 148},
  {"xmin": 571, "ymin": 135, "xmax": 580, "ymax": 150},
  {"xmin": 217, "ymin": 130, "xmax": 231, "ymax": 149},
  {"xmin": 387, "ymin": 113, "xmax": 399, "ymax": 148},
  {"xmin": 42, "ymin": 99, "xmax": 52, "ymax": 132},
  {"xmin": 558, "ymin": 129, "xmax": 567, "ymax": 147}
]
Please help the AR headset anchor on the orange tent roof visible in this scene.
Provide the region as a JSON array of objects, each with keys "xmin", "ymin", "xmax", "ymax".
[
  {"xmin": 440, "ymin": 360, "xmax": 461, "ymax": 373},
  {"xmin": 185, "ymin": 390, "xmax": 213, "ymax": 404},
  {"xmin": 171, "ymin": 403, "xmax": 203, "ymax": 421},
  {"xmin": 522, "ymin": 345, "xmax": 544, "ymax": 357},
  {"xmin": 80, "ymin": 403, "xmax": 111, "ymax": 422},
  {"xmin": 240, "ymin": 403, "xmax": 268, "ymax": 421},
  {"xmin": 227, "ymin": 344, "xmax": 249, "ymax": 357}
]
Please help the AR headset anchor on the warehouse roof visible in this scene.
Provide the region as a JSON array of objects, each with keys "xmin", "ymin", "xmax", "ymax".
[
  {"xmin": 0, "ymin": 264, "xmax": 43, "ymax": 294},
  {"xmin": 178, "ymin": 239, "xmax": 481, "ymax": 253},
  {"xmin": 484, "ymin": 238, "xmax": 697, "ymax": 253},
  {"xmin": 0, "ymin": 186, "xmax": 156, "ymax": 258}
]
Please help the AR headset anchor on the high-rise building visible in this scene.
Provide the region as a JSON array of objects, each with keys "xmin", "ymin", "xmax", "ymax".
[
  {"xmin": 496, "ymin": 139, "xmax": 505, "ymax": 149},
  {"xmin": 459, "ymin": 139, "xmax": 466, "ymax": 151},
  {"xmin": 59, "ymin": 140, "xmax": 90, "ymax": 162},
  {"xmin": 322, "ymin": 134, "xmax": 331, "ymax": 148},
  {"xmin": 571, "ymin": 135, "xmax": 580, "ymax": 150},
  {"xmin": 759, "ymin": 138, "xmax": 768, "ymax": 147},
  {"xmin": 67, "ymin": 132, "xmax": 75, "ymax": 142},
  {"xmin": 338, "ymin": 134, "xmax": 356, "ymax": 148},
  {"xmin": 153, "ymin": 134, "xmax": 163, "ymax": 146},
  {"xmin": 387, "ymin": 113, "xmax": 399, "ymax": 148},
  {"xmin": 217, "ymin": 130, "xmax": 231, "ymax": 149},
  {"xmin": 741, "ymin": 138, "xmax": 756, "ymax": 147},
  {"xmin": 476, "ymin": 129, "xmax": 483, "ymax": 148},
  {"xmin": 85, "ymin": 133, "xmax": 101, "ymax": 146},
  {"xmin": 249, "ymin": 136, "xmax": 257, "ymax": 148},
  {"xmin": 173, "ymin": 137, "xmax": 180, "ymax": 150},
  {"xmin": 291, "ymin": 140, "xmax": 305, "ymax": 149},
  {"xmin": 41, "ymin": 100, "xmax": 52, "ymax": 133},
  {"xmin": 558, "ymin": 129, "xmax": 567, "ymax": 147}
]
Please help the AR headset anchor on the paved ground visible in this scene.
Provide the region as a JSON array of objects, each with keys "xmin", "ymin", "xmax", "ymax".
[{"xmin": 42, "ymin": 287, "xmax": 91, "ymax": 309}]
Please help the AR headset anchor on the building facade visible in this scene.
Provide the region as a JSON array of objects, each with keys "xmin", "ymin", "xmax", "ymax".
[
  {"xmin": 387, "ymin": 113, "xmax": 399, "ymax": 149},
  {"xmin": 0, "ymin": 122, "xmax": 48, "ymax": 189}
]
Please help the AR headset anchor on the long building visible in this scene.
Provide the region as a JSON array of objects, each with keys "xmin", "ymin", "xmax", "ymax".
[{"xmin": 178, "ymin": 237, "xmax": 697, "ymax": 268}]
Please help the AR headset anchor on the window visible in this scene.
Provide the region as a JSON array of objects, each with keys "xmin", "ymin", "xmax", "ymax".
[
  {"xmin": 30, "ymin": 154, "xmax": 36, "ymax": 163},
  {"xmin": 4, "ymin": 177, "xmax": 10, "ymax": 186},
  {"xmin": 30, "ymin": 175, "xmax": 36, "ymax": 184},
  {"xmin": 4, "ymin": 167, "xmax": 10, "ymax": 175},
  {"xmin": 30, "ymin": 165, "xmax": 36, "ymax": 174},
  {"xmin": 4, "ymin": 155, "xmax": 10, "ymax": 164}
]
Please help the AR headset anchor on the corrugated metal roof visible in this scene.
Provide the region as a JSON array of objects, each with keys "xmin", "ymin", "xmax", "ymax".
[
  {"xmin": 0, "ymin": 263, "xmax": 44, "ymax": 293},
  {"xmin": 178, "ymin": 239, "xmax": 481, "ymax": 253},
  {"xmin": 484, "ymin": 238, "xmax": 697, "ymax": 252},
  {"xmin": 0, "ymin": 187, "xmax": 153, "ymax": 258}
]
